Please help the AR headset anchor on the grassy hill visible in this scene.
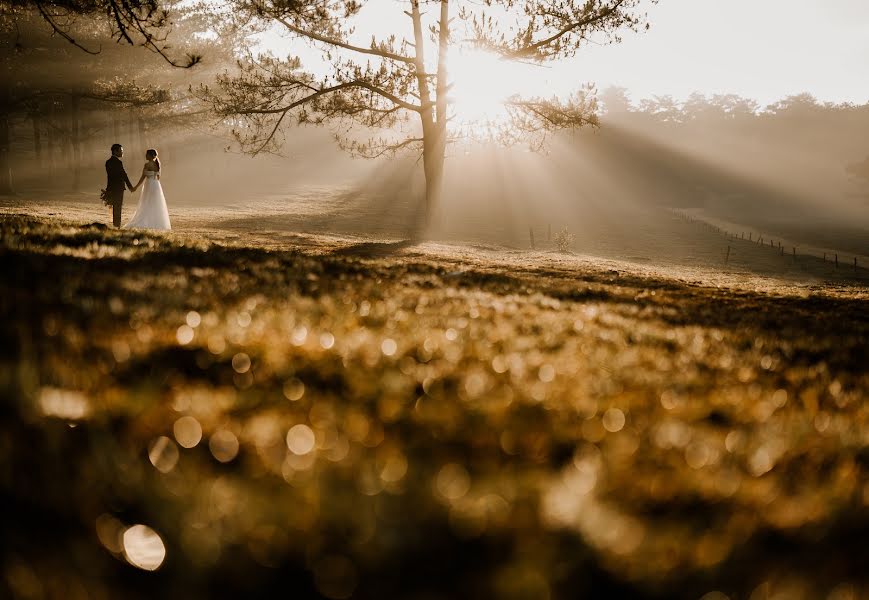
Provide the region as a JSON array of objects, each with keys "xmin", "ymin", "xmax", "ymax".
[{"xmin": 1, "ymin": 213, "xmax": 867, "ymax": 599}]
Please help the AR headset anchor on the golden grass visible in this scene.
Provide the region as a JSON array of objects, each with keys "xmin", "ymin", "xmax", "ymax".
[{"xmin": 1, "ymin": 213, "xmax": 867, "ymax": 599}]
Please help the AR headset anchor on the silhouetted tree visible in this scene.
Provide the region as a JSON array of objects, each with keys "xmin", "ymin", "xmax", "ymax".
[
  {"xmin": 2, "ymin": 0, "xmax": 202, "ymax": 67},
  {"xmin": 637, "ymin": 94, "xmax": 681, "ymax": 122},
  {"xmin": 846, "ymin": 156, "xmax": 869, "ymax": 197},
  {"xmin": 599, "ymin": 86, "xmax": 633, "ymax": 115},
  {"xmin": 206, "ymin": 0, "xmax": 658, "ymax": 224},
  {"xmin": 764, "ymin": 92, "xmax": 822, "ymax": 117}
]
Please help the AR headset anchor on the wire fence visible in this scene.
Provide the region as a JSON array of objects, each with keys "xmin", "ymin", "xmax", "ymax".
[{"xmin": 670, "ymin": 208, "xmax": 868, "ymax": 278}]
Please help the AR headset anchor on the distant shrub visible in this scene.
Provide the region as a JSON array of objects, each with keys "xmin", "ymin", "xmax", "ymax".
[{"xmin": 554, "ymin": 226, "xmax": 574, "ymax": 253}]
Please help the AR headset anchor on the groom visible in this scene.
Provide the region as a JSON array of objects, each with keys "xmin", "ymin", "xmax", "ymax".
[{"xmin": 105, "ymin": 143, "xmax": 134, "ymax": 228}]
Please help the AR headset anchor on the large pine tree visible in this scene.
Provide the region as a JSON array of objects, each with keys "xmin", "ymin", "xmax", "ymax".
[{"xmin": 206, "ymin": 0, "xmax": 657, "ymax": 226}]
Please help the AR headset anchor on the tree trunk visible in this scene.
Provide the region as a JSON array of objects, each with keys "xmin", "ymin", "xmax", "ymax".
[
  {"xmin": 138, "ymin": 116, "xmax": 146, "ymax": 149},
  {"xmin": 48, "ymin": 99, "xmax": 57, "ymax": 181},
  {"xmin": 419, "ymin": 0, "xmax": 450, "ymax": 229},
  {"xmin": 411, "ymin": 0, "xmax": 438, "ymax": 229},
  {"xmin": 422, "ymin": 123, "xmax": 446, "ymax": 228},
  {"xmin": 105, "ymin": 113, "xmax": 114, "ymax": 158},
  {"xmin": 70, "ymin": 94, "xmax": 81, "ymax": 191},
  {"xmin": 32, "ymin": 113, "xmax": 43, "ymax": 167},
  {"xmin": 0, "ymin": 109, "xmax": 13, "ymax": 195}
]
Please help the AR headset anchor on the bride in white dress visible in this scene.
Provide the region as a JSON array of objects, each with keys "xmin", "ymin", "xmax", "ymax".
[{"xmin": 125, "ymin": 148, "xmax": 171, "ymax": 230}]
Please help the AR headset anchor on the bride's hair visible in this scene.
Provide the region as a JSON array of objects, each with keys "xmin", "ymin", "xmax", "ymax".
[{"xmin": 146, "ymin": 148, "xmax": 161, "ymax": 172}]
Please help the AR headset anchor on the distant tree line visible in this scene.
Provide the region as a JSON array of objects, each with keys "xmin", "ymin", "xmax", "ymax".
[{"xmin": 593, "ymin": 87, "xmax": 869, "ymax": 204}]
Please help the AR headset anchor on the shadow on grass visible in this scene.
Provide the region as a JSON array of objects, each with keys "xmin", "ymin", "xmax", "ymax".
[
  {"xmin": 3, "ymin": 213, "xmax": 867, "ymax": 333},
  {"xmin": 330, "ymin": 239, "xmax": 419, "ymax": 257}
]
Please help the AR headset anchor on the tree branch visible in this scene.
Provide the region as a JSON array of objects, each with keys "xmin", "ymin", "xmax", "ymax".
[
  {"xmin": 365, "ymin": 136, "xmax": 424, "ymax": 158},
  {"xmin": 35, "ymin": 2, "xmax": 102, "ymax": 55},
  {"xmin": 252, "ymin": 106, "xmax": 291, "ymax": 154},
  {"xmin": 273, "ymin": 16, "xmax": 415, "ymax": 65},
  {"xmin": 519, "ymin": 0, "xmax": 628, "ymax": 56},
  {"xmin": 236, "ymin": 80, "xmax": 423, "ymax": 116}
]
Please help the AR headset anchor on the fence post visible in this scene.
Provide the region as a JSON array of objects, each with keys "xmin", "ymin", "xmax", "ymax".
[
  {"xmin": 529, "ymin": 227, "xmax": 535, "ymax": 250},
  {"xmin": 835, "ymin": 253, "xmax": 838, "ymax": 269},
  {"xmin": 725, "ymin": 245, "xmax": 731, "ymax": 265}
]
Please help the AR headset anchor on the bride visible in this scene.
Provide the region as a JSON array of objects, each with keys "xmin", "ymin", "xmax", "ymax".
[{"xmin": 125, "ymin": 148, "xmax": 171, "ymax": 230}]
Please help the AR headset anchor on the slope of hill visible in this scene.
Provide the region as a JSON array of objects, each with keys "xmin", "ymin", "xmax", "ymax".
[{"xmin": 1, "ymin": 210, "xmax": 867, "ymax": 599}]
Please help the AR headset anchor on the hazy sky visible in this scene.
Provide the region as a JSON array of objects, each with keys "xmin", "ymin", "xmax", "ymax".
[
  {"xmin": 265, "ymin": 0, "xmax": 869, "ymax": 107},
  {"xmin": 573, "ymin": 0, "xmax": 869, "ymax": 106}
]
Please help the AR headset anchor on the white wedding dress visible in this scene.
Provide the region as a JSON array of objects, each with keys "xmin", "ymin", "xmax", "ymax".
[{"xmin": 125, "ymin": 170, "xmax": 171, "ymax": 230}]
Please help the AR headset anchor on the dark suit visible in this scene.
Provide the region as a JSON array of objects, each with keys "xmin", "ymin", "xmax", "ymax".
[{"xmin": 105, "ymin": 155, "xmax": 133, "ymax": 227}]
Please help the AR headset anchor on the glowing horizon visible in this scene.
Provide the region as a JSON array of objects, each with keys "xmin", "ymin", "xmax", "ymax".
[{"xmin": 257, "ymin": 0, "xmax": 869, "ymax": 111}]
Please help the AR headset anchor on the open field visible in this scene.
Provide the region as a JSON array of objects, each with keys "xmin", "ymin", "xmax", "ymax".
[
  {"xmin": 5, "ymin": 190, "xmax": 869, "ymax": 288},
  {"xmin": 1, "ymin": 204, "xmax": 868, "ymax": 599}
]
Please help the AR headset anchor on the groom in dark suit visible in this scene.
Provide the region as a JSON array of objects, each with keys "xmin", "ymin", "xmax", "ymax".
[{"xmin": 105, "ymin": 143, "xmax": 134, "ymax": 228}]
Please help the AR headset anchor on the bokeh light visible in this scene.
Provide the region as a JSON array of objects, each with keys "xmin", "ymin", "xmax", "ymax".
[
  {"xmin": 38, "ymin": 387, "xmax": 89, "ymax": 420},
  {"xmin": 320, "ymin": 332, "xmax": 335, "ymax": 349},
  {"xmin": 602, "ymin": 408, "xmax": 626, "ymax": 433},
  {"xmin": 286, "ymin": 424, "xmax": 316, "ymax": 455},
  {"xmin": 148, "ymin": 436, "xmax": 180, "ymax": 473},
  {"xmin": 435, "ymin": 463, "xmax": 471, "ymax": 501},
  {"xmin": 176, "ymin": 324, "xmax": 195, "ymax": 345},
  {"xmin": 173, "ymin": 416, "xmax": 203, "ymax": 448},
  {"xmin": 186, "ymin": 310, "xmax": 202, "ymax": 327},
  {"xmin": 232, "ymin": 352, "xmax": 251, "ymax": 373},
  {"xmin": 381, "ymin": 338, "xmax": 397, "ymax": 357},
  {"xmin": 209, "ymin": 430, "xmax": 240, "ymax": 463},
  {"xmin": 282, "ymin": 378, "xmax": 305, "ymax": 401},
  {"xmin": 95, "ymin": 514, "xmax": 125, "ymax": 554},
  {"xmin": 122, "ymin": 525, "xmax": 166, "ymax": 571}
]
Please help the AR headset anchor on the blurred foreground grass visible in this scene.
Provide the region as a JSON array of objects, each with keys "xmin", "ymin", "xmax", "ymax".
[{"xmin": 1, "ymin": 214, "xmax": 867, "ymax": 600}]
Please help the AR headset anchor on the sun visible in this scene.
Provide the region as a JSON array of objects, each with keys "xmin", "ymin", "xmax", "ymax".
[{"xmin": 448, "ymin": 49, "xmax": 543, "ymax": 124}]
